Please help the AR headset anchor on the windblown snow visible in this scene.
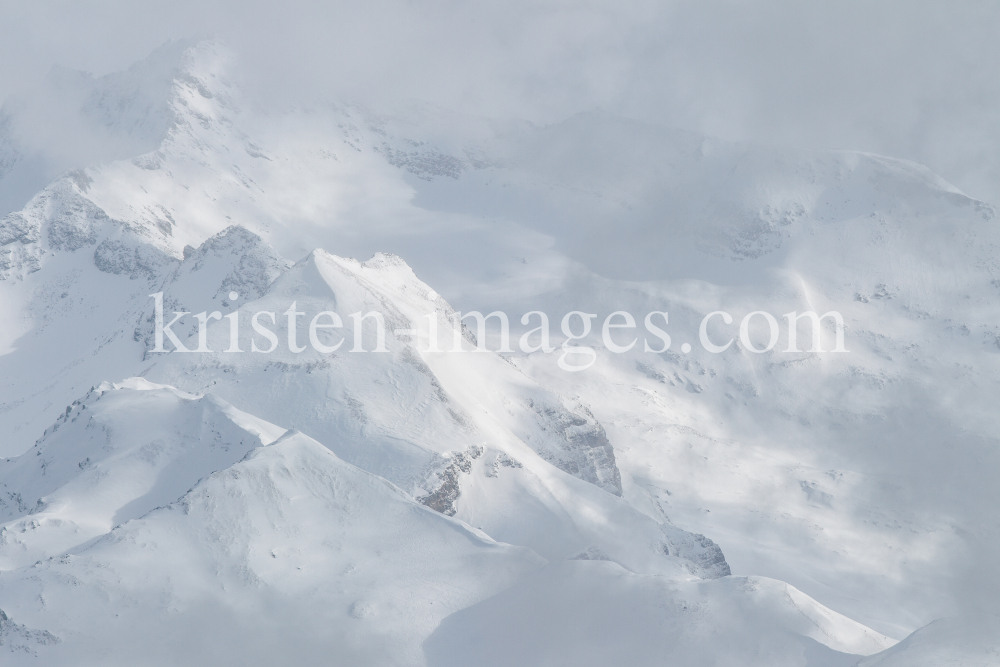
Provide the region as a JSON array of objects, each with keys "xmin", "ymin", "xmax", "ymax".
[{"xmin": 0, "ymin": 40, "xmax": 996, "ymax": 664}]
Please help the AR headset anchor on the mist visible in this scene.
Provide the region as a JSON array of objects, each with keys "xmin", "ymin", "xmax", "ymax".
[
  {"xmin": 2, "ymin": 2, "xmax": 1000, "ymax": 660},
  {"xmin": 2, "ymin": 0, "xmax": 999, "ymax": 204}
]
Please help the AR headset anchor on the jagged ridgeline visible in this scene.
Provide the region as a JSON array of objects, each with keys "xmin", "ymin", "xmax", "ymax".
[{"xmin": 0, "ymin": 38, "xmax": 998, "ymax": 665}]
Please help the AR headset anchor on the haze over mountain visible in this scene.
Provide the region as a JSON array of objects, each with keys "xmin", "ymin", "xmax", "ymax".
[{"xmin": 0, "ymin": 39, "xmax": 997, "ymax": 665}]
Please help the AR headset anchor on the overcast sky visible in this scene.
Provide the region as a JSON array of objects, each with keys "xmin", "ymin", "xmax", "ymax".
[{"xmin": 3, "ymin": 0, "xmax": 999, "ymax": 203}]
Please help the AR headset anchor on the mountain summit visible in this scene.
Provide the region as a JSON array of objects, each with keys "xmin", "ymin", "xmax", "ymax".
[{"xmin": 0, "ymin": 40, "xmax": 997, "ymax": 664}]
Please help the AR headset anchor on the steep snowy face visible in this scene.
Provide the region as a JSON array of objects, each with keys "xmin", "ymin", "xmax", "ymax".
[
  {"xmin": 491, "ymin": 146, "xmax": 1000, "ymax": 635},
  {"xmin": 0, "ymin": 378, "xmax": 285, "ymax": 570},
  {"xmin": 0, "ymin": 39, "xmax": 195, "ymax": 220},
  {"xmin": 5, "ymin": 39, "xmax": 996, "ymax": 305},
  {"xmin": 0, "ymin": 221, "xmax": 286, "ymax": 458},
  {"xmin": 143, "ymin": 248, "xmax": 731, "ymax": 580},
  {"xmin": 0, "ymin": 388, "xmax": 544, "ymax": 666},
  {"xmin": 0, "ymin": 382, "xmax": 893, "ymax": 667},
  {"xmin": 0, "ymin": 41, "xmax": 237, "ymax": 276},
  {"xmin": 0, "ymin": 38, "xmax": 997, "ymax": 663},
  {"xmin": 0, "ymin": 43, "xmax": 264, "ymax": 454}
]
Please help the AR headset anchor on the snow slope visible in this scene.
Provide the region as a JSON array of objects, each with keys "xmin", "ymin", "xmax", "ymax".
[
  {"xmin": 0, "ymin": 39, "xmax": 997, "ymax": 663},
  {"xmin": 857, "ymin": 615, "xmax": 1000, "ymax": 667},
  {"xmin": 0, "ymin": 383, "xmax": 543, "ymax": 665},
  {"xmin": 143, "ymin": 247, "xmax": 730, "ymax": 579},
  {"xmin": 0, "ymin": 382, "xmax": 894, "ymax": 666},
  {"xmin": 0, "ymin": 378, "xmax": 284, "ymax": 570},
  {"xmin": 427, "ymin": 564, "xmax": 893, "ymax": 667}
]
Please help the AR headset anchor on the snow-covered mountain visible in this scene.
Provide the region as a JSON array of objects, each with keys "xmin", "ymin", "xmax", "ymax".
[
  {"xmin": 1, "ymin": 40, "xmax": 997, "ymax": 664},
  {"xmin": 0, "ymin": 380, "xmax": 895, "ymax": 665}
]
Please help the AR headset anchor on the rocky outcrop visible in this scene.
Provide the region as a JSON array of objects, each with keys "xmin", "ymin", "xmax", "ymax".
[
  {"xmin": 419, "ymin": 445, "xmax": 485, "ymax": 516},
  {"xmin": 526, "ymin": 398, "xmax": 623, "ymax": 496},
  {"xmin": 0, "ymin": 608, "xmax": 59, "ymax": 656}
]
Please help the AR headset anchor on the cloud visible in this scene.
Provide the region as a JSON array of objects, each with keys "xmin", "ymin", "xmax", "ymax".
[{"xmin": 2, "ymin": 0, "xmax": 999, "ymax": 202}]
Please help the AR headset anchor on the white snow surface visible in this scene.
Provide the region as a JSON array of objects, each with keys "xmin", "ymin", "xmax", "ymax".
[
  {"xmin": 857, "ymin": 615, "xmax": 1000, "ymax": 667},
  {"xmin": 0, "ymin": 40, "xmax": 997, "ymax": 664},
  {"xmin": 0, "ymin": 383, "xmax": 891, "ymax": 665}
]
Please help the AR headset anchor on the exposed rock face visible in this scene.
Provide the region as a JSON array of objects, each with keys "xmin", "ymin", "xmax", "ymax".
[
  {"xmin": 127, "ymin": 225, "xmax": 289, "ymax": 355},
  {"xmin": 0, "ymin": 608, "xmax": 59, "ymax": 656},
  {"xmin": 0, "ymin": 211, "xmax": 39, "ymax": 247},
  {"xmin": 419, "ymin": 445, "xmax": 485, "ymax": 516},
  {"xmin": 485, "ymin": 452, "xmax": 522, "ymax": 478},
  {"xmin": 666, "ymin": 532, "xmax": 731, "ymax": 579},
  {"xmin": 0, "ymin": 180, "xmax": 112, "ymax": 257},
  {"xmin": 526, "ymin": 399, "xmax": 623, "ymax": 496},
  {"xmin": 45, "ymin": 192, "xmax": 105, "ymax": 252},
  {"xmin": 0, "ymin": 242, "xmax": 42, "ymax": 279},
  {"xmin": 172, "ymin": 225, "xmax": 289, "ymax": 302},
  {"xmin": 94, "ymin": 238, "xmax": 174, "ymax": 280},
  {"xmin": 0, "ymin": 177, "xmax": 171, "ymax": 281},
  {"xmin": 379, "ymin": 144, "xmax": 464, "ymax": 181}
]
